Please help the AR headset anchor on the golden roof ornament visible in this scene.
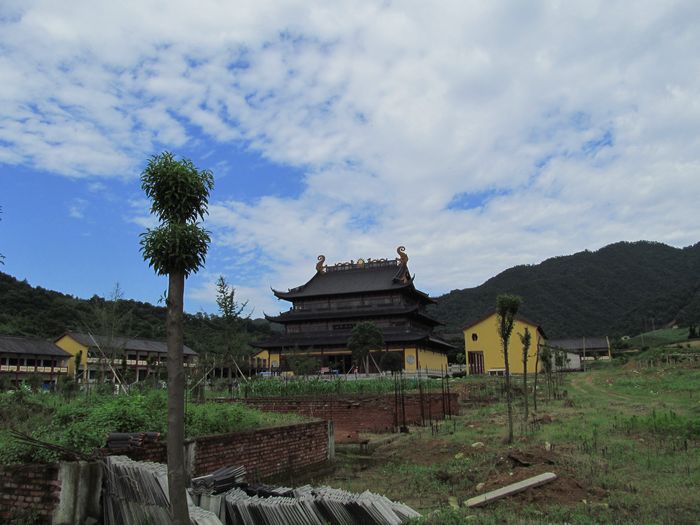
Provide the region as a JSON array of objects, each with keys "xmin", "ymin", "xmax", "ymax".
[
  {"xmin": 397, "ymin": 246, "xmax": 408, "ymax": 265},
  {"xmin": 316, "ymin": 255, "xmax": 326, "ymax": 273}
]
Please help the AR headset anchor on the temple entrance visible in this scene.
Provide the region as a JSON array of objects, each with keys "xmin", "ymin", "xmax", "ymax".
[{"xmin": 467, "ymin": 351, "xmax": 484, "ymax": 375}]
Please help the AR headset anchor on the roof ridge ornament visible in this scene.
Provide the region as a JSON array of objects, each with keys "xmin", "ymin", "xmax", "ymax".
[
  {"xmin": 397, "ymin": 246, "xmax": 408, "ymax": 265},
  {"xmin": 316, "ymin": 255, "xmax": 326, "ymax": 273}
]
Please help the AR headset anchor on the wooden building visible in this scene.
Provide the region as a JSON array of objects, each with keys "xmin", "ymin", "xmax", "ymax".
[
  {"xmin": 254, "ymin": 247, "xmax": 454, "ymax": 375},
  {"xmin": 0, "ymin": 335, "xmax": 70, "ymax": 387},
  {"xmin": 463, "ymin": 311, "xmax": 546, "ymax": 376},
  {"xmin": 55, "ymin": 332, "xmax": 197, "ymax": 383}
]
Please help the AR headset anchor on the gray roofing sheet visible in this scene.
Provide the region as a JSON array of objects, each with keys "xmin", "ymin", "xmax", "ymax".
[
  {"xmin": 0, "ymin": 335, "xmax": 71, "ymax": 357},
  {"xmin": 66, "ymin": 332, "xmax": 197, "ymax": 355}
]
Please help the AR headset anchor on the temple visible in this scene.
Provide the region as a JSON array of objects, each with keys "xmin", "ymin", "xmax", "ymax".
[{"xmin": 253, "ymin": 247, "xmax": 454, "ymax": 375}]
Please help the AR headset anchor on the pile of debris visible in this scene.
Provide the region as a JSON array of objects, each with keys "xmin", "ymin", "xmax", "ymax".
[{"xmin": 105, "ymin": 432, "xmax": 160, "ymax": 450}]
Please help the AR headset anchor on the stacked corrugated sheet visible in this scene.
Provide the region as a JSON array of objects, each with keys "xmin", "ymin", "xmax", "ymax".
[
  {"xmin": 106, "ymin": 431, "xmax": 161, "ymax": 450},
  {"xmin": 223, "ymin": 484, "xmax": 420, "ymax": 525},
  {"xmin": 191, "ymin": 465, "xmax": 247, "ymax": 495},
  {"xmin": 103, "ymin": 455, "xmax": 223, "ymax": 525}
]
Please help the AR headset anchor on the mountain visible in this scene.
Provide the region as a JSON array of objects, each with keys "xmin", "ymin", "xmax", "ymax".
[
  {"xmin": 0, "ymin": 272, "xmax": 273, "ymax": 354},
  {"xmin": 430, "ymin": 241, "xmax": 700, "ymax": 339}
]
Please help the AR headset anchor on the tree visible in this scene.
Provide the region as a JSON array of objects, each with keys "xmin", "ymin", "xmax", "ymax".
[
  {"xmin": 140, "ymin": 151, "xmax": 213, "ymax": 524},
  {"xmin": 215, "ymin": 275, "xmax": 250, "ymax": 392},
  {"xmin": 519, "ymin": 327, "xmax": 531, "ymax": 423},
  {"xmin": 496, "ymin": 293, "xmax": 522, "ymax": 444},
  {"xmin": 82, "ymin": 283, "xmax": 133, "ymax": 388},
  {"xmin": 348, "ymin": 322, "xmax": 384, "ymax": 374}
]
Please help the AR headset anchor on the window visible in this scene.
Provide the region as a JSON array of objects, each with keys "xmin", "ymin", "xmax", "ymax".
[{"xmin": 471, "ymin": 333, "xmax": 478, "ymax": 341}]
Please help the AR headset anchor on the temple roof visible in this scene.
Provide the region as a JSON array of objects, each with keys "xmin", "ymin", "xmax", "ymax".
[
  {"xmin": 272, "ymin": 258, "xmax": 433, "ymax": 302},
  {"xmin": 265, "ymin": 305, "xmax": 442, "ymax": 326}
]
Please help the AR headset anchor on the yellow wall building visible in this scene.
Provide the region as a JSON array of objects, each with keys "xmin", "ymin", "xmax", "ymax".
[{"xmin": 463, "ymin": 312, "xmax": 546, "ymax": 375}]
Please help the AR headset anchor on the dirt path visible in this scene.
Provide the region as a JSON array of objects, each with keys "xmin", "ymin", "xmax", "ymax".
[{"xmin": 569, "ymin": 371, "xmax": 634, "ymax": 403}]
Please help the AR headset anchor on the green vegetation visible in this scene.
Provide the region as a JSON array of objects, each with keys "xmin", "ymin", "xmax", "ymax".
[
  {"xmin": 0, "ymin": 270, "xmax": 274, "ymax": 358},
  {"xmin": 430, "ymin": 240, "xmax": 700, "ymax": 338},
  {"xmin": 318, "ymin": 364, "xmax": 700, "ymax": 524},
  {"xmin": 0, "ymin": 390, "xmax": 300, "ymax": 465},
  {"xmin": 229, "ymin": 376, "xmax": 446, "ymax": 398},
  {"xmin": 627, "ymin": 327, "xmax": 691, "ymax": 347}
]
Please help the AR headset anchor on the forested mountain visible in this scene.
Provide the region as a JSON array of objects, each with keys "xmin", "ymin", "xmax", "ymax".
[
  {"xmin": 3, "ymin": 240, "xmax": 699, "ymax": 347},
  {"xmin": 0, "ymin": 272, "xmax": 273, "ymax": 354},
  {"xmin": 430, "ymin": 241, "xmax": 700, "ymax": 339}
]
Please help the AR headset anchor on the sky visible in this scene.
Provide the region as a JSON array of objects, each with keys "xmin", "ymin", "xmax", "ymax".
[{"xmin": 1, "ymin": 1, "xmax": 699, "ymax": 318}]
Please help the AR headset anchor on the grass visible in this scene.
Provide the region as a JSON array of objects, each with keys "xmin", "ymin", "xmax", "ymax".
[
  {"xmin": 311, "ymin": 364, "xmax": 700, "ymax": 524},
  {"xmin": 627, "ymin": 327, "xmax": 691, "ymax": 348},
  {"xmin": 0, "ymin": 389, "xmax": 301, "ymax": 465}
]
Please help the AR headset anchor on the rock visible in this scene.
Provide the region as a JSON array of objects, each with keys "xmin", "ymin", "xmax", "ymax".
[
  {"xmin": 545, "ymin": 441, "xmax": 552, "ymax": 451},
  {"xmin": 471, "ymin": 442, "xmax": 485, "ymax": 448},
  {"xmin": 454, "ymin": 452, "xmax": 464, "ymax": 460},
  {"xmin": 448, "ymin": 496, "xmax": 459, "ymax": 509},
  {"xmin": 476, "ymin": 483, "xmax": 485, "ymax": 492}
]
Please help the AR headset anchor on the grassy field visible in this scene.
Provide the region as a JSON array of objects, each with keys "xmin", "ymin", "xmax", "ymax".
[
  {"xmin": 627, "ymin": 327, "xmax": 691, "ymax": 348},
  {"xmin": 312, "ymin": 364, "xmax": 700, "ymax": 524}
]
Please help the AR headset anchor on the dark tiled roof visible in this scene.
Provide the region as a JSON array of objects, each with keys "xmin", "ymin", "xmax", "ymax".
[
  {"xmin": 253, "ymin": 327, "xmax": 456, "ymax": 352},
  {"xmin": 64, "ymin": 332, "xmax": 197, "ymax": 355},
  {"xmin": 265, "ymin": 305, "xmax": 442, "ymax": 325},
  {"xmin": 272, "ymin": 263, "xmax": 433, "ymax": 301},
  {"xmin": 549, "ymin": 337, "xmax": 609, "ymax": 352},
  {"xmin": 462, "ymin": 310, "xmax": 547, "ymax": 338},
  {"xmin": 0, "ymin": 335, "xmax": 71, "ymax": 357}
]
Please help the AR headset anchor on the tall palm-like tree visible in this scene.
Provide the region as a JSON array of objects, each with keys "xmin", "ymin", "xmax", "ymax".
[{"xmin": 140, "ymin": 152, "xmax": 213, "ymax": 524}]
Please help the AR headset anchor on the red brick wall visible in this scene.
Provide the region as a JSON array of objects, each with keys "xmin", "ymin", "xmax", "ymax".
[
  {"xmin": 107, "ymin": 421, "xmax": 331, "ymax": 481},
  {"xmin": 191, "ymin": 420, "xmax": 330, "ymax": 479},
  {"xmin": 0, "ymin": 463, "xmax": 60, "ymax": 523},
  {"xmin": 238, "ymin": 393, "xmax": 459, "ymax": 434}
]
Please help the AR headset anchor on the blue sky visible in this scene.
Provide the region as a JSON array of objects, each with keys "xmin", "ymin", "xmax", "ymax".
[{"xmin": 1, "ymin": 1, "xmax": 699, "ymax": 317}]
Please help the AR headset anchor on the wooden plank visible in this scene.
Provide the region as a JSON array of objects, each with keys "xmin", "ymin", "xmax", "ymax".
[{"xmin": 465, "ymin": 472, "xmax": 557, "ymax": 508}]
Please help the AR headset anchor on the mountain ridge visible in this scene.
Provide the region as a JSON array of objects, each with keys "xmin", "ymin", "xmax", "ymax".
[{"xmin": 430, "ymin": 240, "xmax": 700, "ymax": 339}]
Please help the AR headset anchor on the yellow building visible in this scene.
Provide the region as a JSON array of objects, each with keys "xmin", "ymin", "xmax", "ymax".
[
  {"xmin": 55, "ymin": 332, "xmax": 197, "ymax": 383},
  {"xmin": 463, "ymin": 311, "xmax": 546, "ymax": 375}
]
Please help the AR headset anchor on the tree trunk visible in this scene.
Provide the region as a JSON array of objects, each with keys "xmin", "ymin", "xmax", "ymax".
[
  {"xmin": 533, "ymin": 345, "xmax": 540, "ymax": 413},
  {"xmin": 522, "ymin": 350, "xmax": 528, "ymax": 423},
  {"xmin": 166, "ymin": 272, "xmax": 190, "ymax": 524},
  {"xmin": 504, "ymin": 344, "xmax": 513, "ymax": 444}
]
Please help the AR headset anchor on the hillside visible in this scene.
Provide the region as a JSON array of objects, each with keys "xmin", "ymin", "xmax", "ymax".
[
  {"xmin": 0, "ymin": 272, "xmax": 273, "ymax": 354},
  {"xmin": 430, "ymin": 241, "xmax": 700, "ymax": 339}
]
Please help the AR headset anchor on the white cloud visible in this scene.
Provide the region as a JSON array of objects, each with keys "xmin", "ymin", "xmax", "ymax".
[
  {"xmin": 68, "ymin": 198, "xmax": 87, "ymax": 219},
  {"xmin": 2, "ymin": 1, "xmax": 700, "ymax": 313}
]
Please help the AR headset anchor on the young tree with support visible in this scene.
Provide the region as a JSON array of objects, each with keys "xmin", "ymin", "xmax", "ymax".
[
  {"xmin": 496, "ymin": 293, "xmax": 522, "ymax": 444},
  {"xmin": 519, "ymin": 327, "xmax": 532, "ymax": 423},
  {"xmin": 216, "ymin": 275, "xmax": 250, "ymax": 393},
  {"xmin": 140, "ymin": 151, "xmax": 213, "ymax": 524},
  {"xmin": 348, "ymin": 322, "xmax": 385, "ymax": 375}
]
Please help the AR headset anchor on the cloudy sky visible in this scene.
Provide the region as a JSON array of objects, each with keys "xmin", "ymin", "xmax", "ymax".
[{"xmin": 1, "ymin": 0, "xmax": 699, "ymax": 316}]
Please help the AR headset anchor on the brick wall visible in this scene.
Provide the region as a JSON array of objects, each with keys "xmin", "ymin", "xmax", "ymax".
[
  {"xmin": 109, "ymin": 420, "xmax": 331, "ymax": 481},
  {"xmin": 191, "ymin": 420, "xmax": 330, "ymax": 479},
  {"xmin": 237, "ymin": 393, "xmax": 459, "ymax": 435},
  {"xmin": 0, "ymin": 463, "xmax": 60, "ymax": 523}
]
